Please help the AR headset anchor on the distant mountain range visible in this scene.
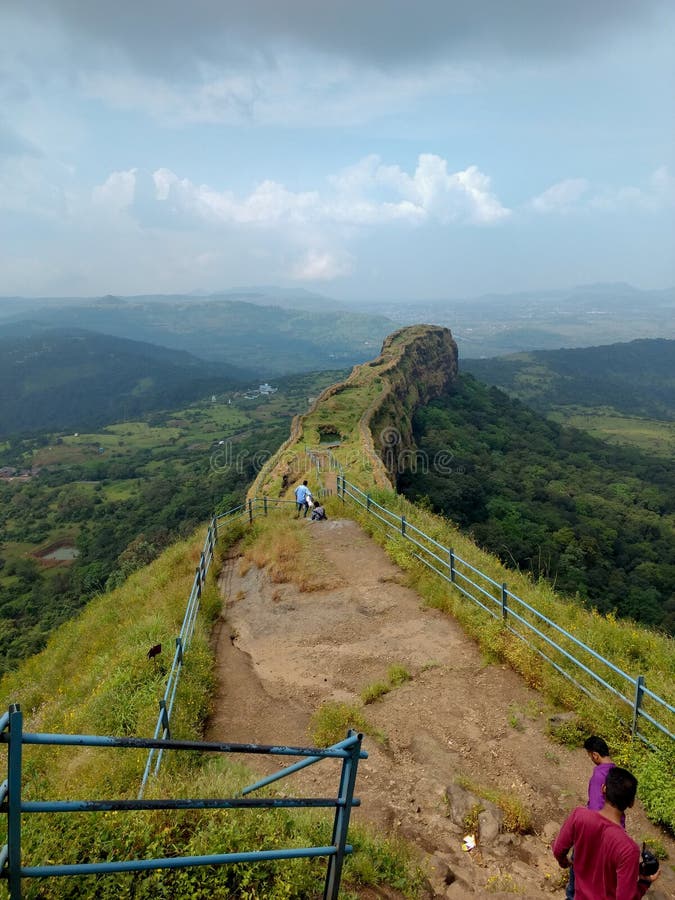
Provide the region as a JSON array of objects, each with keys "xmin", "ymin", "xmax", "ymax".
[
  {"xmin": 0, "ymin": 330, "xmax": 252, "ymax": 438},
  {"xmin": 0, "ymin": 294, "xmax": 392, "ymax": 376}
]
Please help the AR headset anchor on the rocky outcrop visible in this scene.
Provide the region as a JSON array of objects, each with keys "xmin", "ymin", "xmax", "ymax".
[
  {"xmin": 248, "ymin": 324, "xmax": 458, "ymax": 497},
  {"xmin": 365, "ymin": 325, "xmax": 458, "ymax": 484}
]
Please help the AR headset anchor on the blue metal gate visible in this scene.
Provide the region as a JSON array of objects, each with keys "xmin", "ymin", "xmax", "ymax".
[{"xmin": 1, "ymin": 704, "xmax": 366, "ymax": 899}]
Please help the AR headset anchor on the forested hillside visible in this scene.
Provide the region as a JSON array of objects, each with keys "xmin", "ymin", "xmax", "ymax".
[
  {"xmin": 399, "ymin": 375, "xmax": 675, "ymax": 633},
  {"xmin": 0, "ymin": 330, "xmax": 251, "ymax": 438},
  {"xmin": 0, "ymin": 369, "xmax": 340, "ymax": 674},
  {"xmin": 462, "ymin": 338, "xmax": 675, "ymax": 421}
]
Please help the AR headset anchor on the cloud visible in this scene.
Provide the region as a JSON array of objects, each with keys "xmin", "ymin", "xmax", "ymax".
[
  {"xmin": 531, "ymin": 178, "xmax": 590, "ymax": 213},
  {"xmin": 81, "ymin": 57, "xmax": 473, "ymax": 128},
  {"xmin": 17, "ymin": 1, "xmax": 669, "ymax": 73},
  {"xmin": 92, "ymin": 169, "xmax": 137, "ymax": 212},
  {"xmin": 531, "ymin": 168, "xmax": 675, "ymax": 215},
  {"xmin": 289, "ymin": 249, "xmax": 353, "ymax": 281},
  {"xmin": 147, "ymin": 154, "xmax": 509, "ymax": 229}
]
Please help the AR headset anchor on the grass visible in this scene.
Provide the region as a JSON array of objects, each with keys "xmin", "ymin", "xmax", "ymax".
[
  {"xmin": 361, "ymin": 680, "xmax": 391, "ymax": 704},
  {"xmin": 387, "ymin": 663, "xmax": 412, "ymax": 686},
  {"xmin": 0, "ymin": 520, "xmax": 423, "ymax": 898},
  {"xmin": 549, "ymin": 408, "xmax": 675, "ymax": 458},
  {"xmin": 309, "ymin": 701, "xmax": 388, "ymax": 748},
  {"xmin": 360, "ymin": 663, "xmax": 412, "ymax": 704},
  {"xmin": 239, "ymin": 514, "xmax": 342, "ymax": 592},
  {"xmin": 457, "ymin": 777, "xmax": 533, "ymax": 835}
]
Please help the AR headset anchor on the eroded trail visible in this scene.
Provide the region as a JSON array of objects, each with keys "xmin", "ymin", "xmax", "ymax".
[{"xmin": 206, "ymin": 519, "xmax": 674, "ymax": 899}]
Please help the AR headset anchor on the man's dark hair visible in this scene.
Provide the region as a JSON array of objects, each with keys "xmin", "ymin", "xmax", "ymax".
[
  {"xmin": 604, "ymin": 767, "xmax": 637, "ymax": 812},
  {"xmin": 584, "ymin": 735, "xmax": 610, "ymax": 756},
  {"xmin": 303, "ymin": 480, "xmax": 308, "ymax": 486}
]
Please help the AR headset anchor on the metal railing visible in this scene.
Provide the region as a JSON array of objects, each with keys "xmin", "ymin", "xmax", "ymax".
[
  {"xmin": 334, "ymin": 475, "xmax": 674, "ymax": 748},
  {"xmin": 140, "ymin": 497, "xmax": 324, "ymax": 795},
  {"xmin": 1, "ymin": 704, "xmax": 365, "ymax": 899}
]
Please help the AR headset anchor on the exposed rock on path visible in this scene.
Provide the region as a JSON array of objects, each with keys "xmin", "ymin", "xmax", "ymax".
[{"xmin": 206, "ymin": 519, "xmax": 674, "ymax": 898}]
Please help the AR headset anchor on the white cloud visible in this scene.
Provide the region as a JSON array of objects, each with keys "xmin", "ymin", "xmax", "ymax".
[
  {"xmin": 150, "ymin": 154, "xmax": 509, "ymax": 229},
  {"xmin": 289, "ymin": 249, "xmax": 353, "ymax": 281},
  {"xmin": 531, "ymin": 168, "xmax": 675, "ymax": 215},
  {"xmin": 531, "ymin": 178, "xmax": 589, "ymax": 213},
  {"xmin": 591, "ymin": 166, "xmax": 675, "ymax": 212},
  {"xmin": 92, "ymin": 168, "xmax": 137, "ymax": 211}
]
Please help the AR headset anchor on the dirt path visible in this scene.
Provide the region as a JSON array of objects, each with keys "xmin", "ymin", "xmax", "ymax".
[{"xmin": 206, "ymin": 518, "xmax": 674, "ymax": 899}]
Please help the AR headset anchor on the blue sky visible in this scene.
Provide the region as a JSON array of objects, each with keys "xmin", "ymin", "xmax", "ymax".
[{"xmin": 1, "ymin": 1, "xmax": 673, "ymax": 300}]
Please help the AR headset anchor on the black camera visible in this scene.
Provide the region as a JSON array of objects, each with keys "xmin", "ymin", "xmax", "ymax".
[{"xmin": 640, "ymin": 843, "xmax": 660, "ymax": 878}]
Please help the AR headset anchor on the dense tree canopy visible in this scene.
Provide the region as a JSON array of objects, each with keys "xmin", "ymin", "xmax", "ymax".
[{"xmin": 399, "ymin": 376, "xmax": 675, "ymax": 633}]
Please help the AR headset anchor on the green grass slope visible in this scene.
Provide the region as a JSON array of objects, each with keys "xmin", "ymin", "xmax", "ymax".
[{"xmin": 0, "ymin": 526, "xmax": 423, "ymax": 898}]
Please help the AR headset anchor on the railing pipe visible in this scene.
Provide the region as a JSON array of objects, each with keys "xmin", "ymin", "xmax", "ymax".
[
  {"xmin": 241, "ymin": 733, "xmax": 367, "ymax": 796},
  {"xmin": 334, "ymin": 475, "xmax": 673, "ymax": 745},
  {"xmin": 324, "ymin": 730, "xmax": 362, "ymax": 900},
  {"xmin": 7, "ymin": 704, "xmax": 23, "ymax": 900}
]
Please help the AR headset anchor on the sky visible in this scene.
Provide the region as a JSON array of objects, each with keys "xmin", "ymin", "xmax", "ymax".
[{"xmin": 1, "ymin": 1, "xmax": 674, "ymax": 301}]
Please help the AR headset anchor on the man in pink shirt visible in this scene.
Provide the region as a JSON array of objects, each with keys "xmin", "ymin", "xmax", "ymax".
[
  {"xmin": 566, "ymin": 735, "xmax": 621, "ymax": 897},
  {"xmin": 553, "ymin": 767, "xmax": 659, "ymax": 899}
]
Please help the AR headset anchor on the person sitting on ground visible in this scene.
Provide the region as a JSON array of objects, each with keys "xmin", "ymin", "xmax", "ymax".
[
  {"xmin": 294, "ymin": 480, "xmax": 311, "ymax": 518},
  {"xmin": 311, "ymin": 503, "xmax": 327, "ymax": 521},
  {"xmin": 553, "ymin": 767, "xmax": 660, "ymax": 899}
]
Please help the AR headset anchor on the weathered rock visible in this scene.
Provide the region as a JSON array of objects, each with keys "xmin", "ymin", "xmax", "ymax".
[
  {"xmin": 444, "ymin": 783, "xmax": 479, "ymax": 829},
  {"xmin": 477, "ymin": 802, "xmax": 504, "ymax": 842}
]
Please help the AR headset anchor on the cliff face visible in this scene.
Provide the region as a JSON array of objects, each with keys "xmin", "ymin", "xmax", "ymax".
[
  {"xmin": 248, "ymin": 324, "xmax": 458, "ymax": 497},
  {"xmin": 366, "ymin": 326, "xmax": 458, "ymax": 484}
]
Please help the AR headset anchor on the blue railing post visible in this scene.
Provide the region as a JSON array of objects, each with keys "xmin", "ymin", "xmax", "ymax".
[
  {"xmin": 159, "ymin": 700, "xmax": 171, "ymax": 739},
  {"xmin": 212, "ymin": 516, "xmax": 218, "ymax": 540},
  {"xmin": 195, "ymin": 569, "xmax": 202, "ymax": 599},
  {"xmin": 632, "ymin": 675, "xmax": 645, "ymax": 736},
  {"xmin": 248, "ymin": 499, "xmax": 253, "ymax": 524},
  {"xmin": 501, "ymin": 583, "xmax": 508, "ymax": 621},
  {"xmin": 449, "ymin": 549, "xmax": 455, "ymax": 583},
  {"xmin": 323, "ymin": 731, "xmax": 362, "ymax": 900},
  {"xmin": 401, "ymin": 515, "xmax": 406, "ymax": 536},
  {"xmin": 199, "ymin": 552, "xmax": 206, "ymax": 582},
  {"xmin": 264, "ymin": 496, "xmax": 268, "ymax": 516},
  {"xmin": 7, "ymin": 704, "xmax": 23, "ymax": 900},
  {"xmin": 366, "ymin": 494, "xmax": 371, "ymax": 511}
]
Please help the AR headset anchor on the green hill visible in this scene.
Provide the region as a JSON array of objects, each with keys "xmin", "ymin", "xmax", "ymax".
[
  {"xmin": 462, "ymin": 338, "xmax": 675, "ymax": 421},
  {"xmin": 0, "ymin": 329, "xmax": 252, "ymax": 438}
]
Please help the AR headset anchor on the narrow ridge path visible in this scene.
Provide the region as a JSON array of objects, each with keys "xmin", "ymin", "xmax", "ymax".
[{"xmin": 206, "ymin": 518, "xmax": 674, "ymax": 899}]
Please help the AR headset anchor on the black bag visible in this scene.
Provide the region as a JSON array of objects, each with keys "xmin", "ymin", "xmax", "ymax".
[{"xmin": 640, "ymin": 843, "xmax": 660, "ymax": 877}]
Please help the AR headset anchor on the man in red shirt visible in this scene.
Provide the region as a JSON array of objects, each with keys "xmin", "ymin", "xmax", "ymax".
[{"xmin": 553, "ymin": 767, "xmax": 659, "ymax": 900}]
